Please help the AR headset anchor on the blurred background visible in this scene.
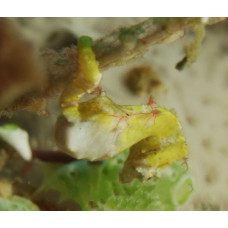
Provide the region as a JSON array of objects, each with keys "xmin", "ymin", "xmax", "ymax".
[{"xmin": 1, "ymin": 18, "xmax": 228, "ymax": 210}]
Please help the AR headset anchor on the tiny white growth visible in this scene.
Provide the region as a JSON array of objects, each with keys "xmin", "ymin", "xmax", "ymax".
[
  {"xmin": 162, "ymin": 30, "xmax": 185, "ymax": 44},
  {"xmin": 136, "ymin": 166, "xmax": 159, "ymax": 180},
  {"xmin": 141, "ymin": 105, "xmax": 151, "ymax": 113},
  {"xmin": 201, "ymin": 17, "xmax": 209, "ymax": 23},
  {"xmin": 0, "ymin": 124, "xmax": 32, "ymax": 161},
  {"xmin": 160, "ymin": 136, "xmax": 176, "ymax": 148}
]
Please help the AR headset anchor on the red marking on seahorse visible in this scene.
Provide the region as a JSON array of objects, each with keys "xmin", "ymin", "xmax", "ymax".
[
  {"xmin": 146, "ymin": 96, "xmax": 159, "ymax": 124},
  {"xmin": 147, "ymin": 96, "xmax": 155, "ymax": 107},
  {"xmin": 112, "ymin": 114, "xmax": 129, "ymax": 130}
]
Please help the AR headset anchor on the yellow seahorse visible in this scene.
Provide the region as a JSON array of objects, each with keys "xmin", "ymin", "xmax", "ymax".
[{"xmin": 55, "ymin": 36, "xmax": 188, "ymax": 183}]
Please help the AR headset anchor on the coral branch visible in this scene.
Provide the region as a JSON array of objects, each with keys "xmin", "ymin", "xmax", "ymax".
[
  {"xmin": 0, "ymin": 18, "xmax": 225, "ymax": 116},
  {"xmin": 94, "ymin": 17, "xmax": 225, "ymax": 68}
]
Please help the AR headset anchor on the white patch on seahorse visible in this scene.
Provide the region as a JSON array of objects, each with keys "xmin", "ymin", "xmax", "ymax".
[{"xmin": 65, "ymin": 117, "xmax": 127, "ymax": 161}]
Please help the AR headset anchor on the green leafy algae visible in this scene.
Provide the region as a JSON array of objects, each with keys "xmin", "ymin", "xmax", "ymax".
[{"xmin": 40, "ymin": 151, "xmax": 193, "ymax": 211}]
